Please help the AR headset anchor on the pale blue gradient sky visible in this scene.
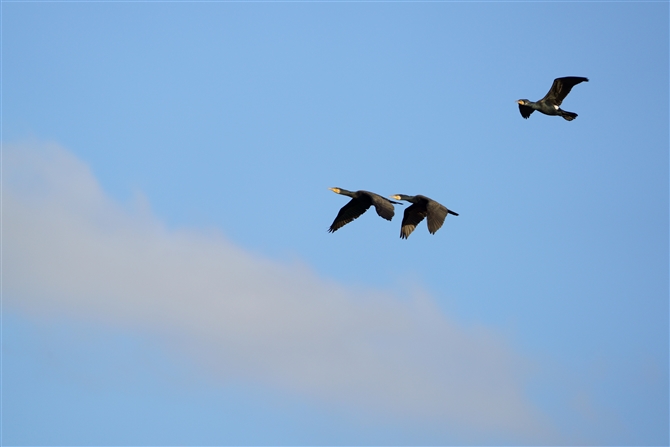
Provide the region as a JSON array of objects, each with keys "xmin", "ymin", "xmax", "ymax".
[{"xmin": 3, "ymin": 2, "xmax": 668, "ymax": 445}]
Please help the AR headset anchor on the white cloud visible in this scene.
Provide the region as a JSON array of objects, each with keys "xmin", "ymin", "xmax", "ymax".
[{"xmin": 3, "ymin": 140, "xmax": 561, "ymax": 443}]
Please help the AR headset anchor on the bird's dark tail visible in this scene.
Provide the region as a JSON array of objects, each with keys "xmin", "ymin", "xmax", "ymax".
[
  {"xmin": 448, "ymin": 210, "xmax": 459, "ymax": 216},
  {"xmin": 560, "ymin": 110, "xmax": 578, "ymax": 121}
]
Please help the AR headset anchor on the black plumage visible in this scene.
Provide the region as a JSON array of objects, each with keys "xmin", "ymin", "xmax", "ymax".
[
  {"xmin": 391, "ymin": 194, "xmax": 458, "ymax": 239},
  {"xmin": 517, "ymin": 76, "xmax": 588, "ymax": 121},
  {"xmin": 328, "ymin": 187, "xmax": 401, "ymax": 233}
]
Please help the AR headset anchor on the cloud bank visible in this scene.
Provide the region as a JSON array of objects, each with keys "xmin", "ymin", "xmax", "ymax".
[{"xmin": 4, "ymin": 141, "xmax": 558, "ymax": 443}]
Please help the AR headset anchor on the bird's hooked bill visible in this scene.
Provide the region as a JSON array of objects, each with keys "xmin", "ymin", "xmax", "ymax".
[{"xmin": 389, "ymin": 195, "xmax": 404, "ymax": 204}]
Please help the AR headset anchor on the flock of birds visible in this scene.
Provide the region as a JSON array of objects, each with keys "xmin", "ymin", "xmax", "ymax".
[{"xmin": 327, "ymin": 76, "xmax": 589, "ymax": 239}]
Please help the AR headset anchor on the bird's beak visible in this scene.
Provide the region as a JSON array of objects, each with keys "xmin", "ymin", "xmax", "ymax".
[
  {"xmin": 390, "ymin": 195, "xmax": 401, "ymax": 200},
  {"xmin": 516, "ymin": 100, "xmax": 523, "ymax": 105},
  {"xmin": 329, "ymin": 187, "xmax": 339, "ymax": 193}
]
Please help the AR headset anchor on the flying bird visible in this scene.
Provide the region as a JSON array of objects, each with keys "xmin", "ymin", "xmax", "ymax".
[
  {"xmin": 328, "ymin": 187, "xmax": 401, "ymax": 233},
  {"xmin": 517, "ymin": 76, "xmax": 589, "ymax": 121},
  {"xmin": 391, "ymin": 194, "xmax": 458, "ymax": 239}
]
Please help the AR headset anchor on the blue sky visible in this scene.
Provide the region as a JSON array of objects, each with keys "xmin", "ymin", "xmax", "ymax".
[{"xmin": 2, "ymin": 2, "xmax": 668, "ymax": 445}]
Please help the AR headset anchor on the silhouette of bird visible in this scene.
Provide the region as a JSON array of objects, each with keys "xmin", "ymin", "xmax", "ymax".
[
  {"xmin": 391, "ymin": 194, "xmax": 458, "ymax": 239},
  {"xmin": 517, "ymin": 76, "xmax": 588, "ymax": 121},
  {"xmin": 328, "ymin": 187, "xmax": 401, "ymax": 233}
]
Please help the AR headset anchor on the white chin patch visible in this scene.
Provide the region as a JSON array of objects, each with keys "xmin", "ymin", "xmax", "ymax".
[{"xmin": 554, "ymin": 105, "xmax": 559, "ymax": 110}]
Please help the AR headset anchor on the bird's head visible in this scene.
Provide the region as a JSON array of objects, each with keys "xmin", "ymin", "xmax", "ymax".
[
  {"xmin": 391, "ymin": 194, "xmax": 412, "ymax": 202},
  {"xmin": 329, "ymin": 187, "xmax": 342, "ymax": 194},
  {"xmin": 517, "ymin": 99, "xmax": 529, "ymax": 106}
]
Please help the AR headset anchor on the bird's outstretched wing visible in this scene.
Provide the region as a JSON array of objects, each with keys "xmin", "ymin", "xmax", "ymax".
[
  {"xmin": 426, "ymin": 200, "xmax": 449, "ymax": 234},
  {"xmin": 518, "ymin": 104, "xmax": 534, "ymax": 119},
  {"xmin": 369, "ymin": 192, "xmax": 400, "ymax": 221},
  {"xmin": 541, "ymin": 76, "xmax": 589, "ymax": 106},
  {"xmin": 400, "ymin": 203, "xmax": 427, "ymax": 239},
  {"xmin": 328, "ymin": 196, "xmax": 371, "ymax": 232}
]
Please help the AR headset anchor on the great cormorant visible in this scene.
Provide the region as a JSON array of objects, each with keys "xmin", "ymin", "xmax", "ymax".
[
  {"xmin": 391, "ymin": 194, "xmax": 458, "ymax": 239},
  {"xmin": 328, "ymin": 188, "xmax": 401, "ymax": 233},
  {"xmin": 517, "ymin": 77, "xmax": 588, "ymax": 121}
]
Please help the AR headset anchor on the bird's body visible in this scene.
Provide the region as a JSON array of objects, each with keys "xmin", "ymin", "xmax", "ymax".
[
  {"xmin": 517, "ymin": 76, "xmax": 588, "ymax": 121},
  {"xmin": 391, "ymin": 194, "xmax": 458, "ymax": 239},
  {"xmin": 328, "ymin": 187, "xmax": 401, "ymax": 233}
]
